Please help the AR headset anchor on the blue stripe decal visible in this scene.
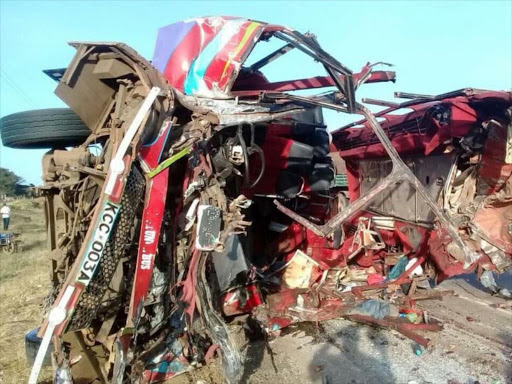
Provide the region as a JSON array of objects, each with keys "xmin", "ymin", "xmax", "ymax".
[
  {"xmin": 141, "ymin": 122, "xmax": 174, "ymax": 164},
  {"xmin": 183, "ymin": 20, "xmax": 244, "ymax": 95},
  {"xmin": 157, "ymin": 123, "xmax": 173, "ymax": 162}
]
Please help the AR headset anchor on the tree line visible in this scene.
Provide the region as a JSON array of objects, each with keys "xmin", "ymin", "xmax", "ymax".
[{"xmin": 0, "ymin": 167, "xmax": 33, "ymax": 197}]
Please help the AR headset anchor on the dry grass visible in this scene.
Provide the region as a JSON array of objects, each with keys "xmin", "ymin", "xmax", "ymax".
[{"xmin": 0, "ymin": 198, "xmax": 52, "ymax": 383}]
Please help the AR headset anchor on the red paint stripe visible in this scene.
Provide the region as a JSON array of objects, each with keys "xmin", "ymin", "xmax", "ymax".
[
  {"xmin": 139, "ymin": 122, "xmax": 172, "ymax": 168},
  {"xmin": 163, "ymin": 23, "xmax": 216, "ymax": 91},
  {"xmin": 203, "ymin": 21, "xmax": 261, "ymax": 91},
  {"xmin": 219, "ymin": 23, "xmax": 262, "ymax": 90},
  {"xmin": 128, "ymin": 168, "xmax": 169, "ymax": 323}
]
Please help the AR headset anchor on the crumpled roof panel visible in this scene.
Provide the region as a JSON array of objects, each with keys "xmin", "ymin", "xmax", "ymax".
[{"xmin": 153, "ymin": 16, "xmax": 268, "ymax": 97}]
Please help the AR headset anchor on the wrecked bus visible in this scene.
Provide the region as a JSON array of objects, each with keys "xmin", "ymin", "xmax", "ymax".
[{"xmin": 1, "ymin": 16, "xmax": 510, "ymax": 384}]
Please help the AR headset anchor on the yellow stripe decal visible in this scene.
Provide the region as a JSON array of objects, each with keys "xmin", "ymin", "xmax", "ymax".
[{"xmin": 220, "ymin": 21, "xmax": 261, "ymax": 81}]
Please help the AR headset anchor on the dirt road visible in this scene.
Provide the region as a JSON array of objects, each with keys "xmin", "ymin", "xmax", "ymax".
[{"xmin": 0, "ymin": 199, "xmax": 52, "ymax": 383}]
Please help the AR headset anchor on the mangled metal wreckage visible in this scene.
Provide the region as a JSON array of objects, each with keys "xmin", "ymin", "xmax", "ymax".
[{"xmin": 2, "ymin": 16, "xmax": 511, "ymax": 384}]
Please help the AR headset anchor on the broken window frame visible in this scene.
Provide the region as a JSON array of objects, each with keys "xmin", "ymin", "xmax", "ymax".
[{"xmin": 254, "ymin": 92, "xmax": 481, "ymax": 268}]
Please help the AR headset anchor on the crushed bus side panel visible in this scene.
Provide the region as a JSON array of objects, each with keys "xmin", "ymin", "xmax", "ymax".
[{"xmin": 16, "ymin": 16, "xmax": 511, "ymax": 384}]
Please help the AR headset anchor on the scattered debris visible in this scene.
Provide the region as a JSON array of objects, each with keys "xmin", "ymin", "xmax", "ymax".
[
  {"xmin": 346, "ymin": 299, "xmax": 399, "ymax": 319},
  {"xmin": 0, "ymin": 16, "xmax": 510, "ymax": 384}
]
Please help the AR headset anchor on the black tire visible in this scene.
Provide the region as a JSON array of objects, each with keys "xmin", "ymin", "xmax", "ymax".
[
  {"xmin": 0, "ymin": 108, "xmax": 91, "ymax": 149},
  {"xmin": 2, "ymin": 243, "xmax": 15, "ymax": 254},
  {"xmin": 25, "ymin": 328, "xmax": 52, "ymax": 367}
]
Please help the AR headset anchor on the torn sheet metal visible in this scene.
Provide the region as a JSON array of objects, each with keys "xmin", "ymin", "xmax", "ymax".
[
  {"xmin": 14, "ymin": 15, "xmax": 512, "ymax": 384},
  {"xmin": 128, "ymin": 121, "xmax": 173, "ymax": 325},
  {"xmin": 153, "ymin": 17, "xmax": 265, "ymax": 97},
  {"xmin": 212, "ymin": 234, "xmax": 250, "ymax": 291},
  {"xmin": 142, "ymin": 337, "xmax": 193, "ymax": 382}
]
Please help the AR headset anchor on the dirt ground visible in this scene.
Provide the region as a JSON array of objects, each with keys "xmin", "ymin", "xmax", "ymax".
[
  {"xmin": 0, "ymin": 199, "xmax": 510, "ymax": 384},
  {"xmin": 0, "ymin": 198, "xmax": 52, "ymax": 383}
]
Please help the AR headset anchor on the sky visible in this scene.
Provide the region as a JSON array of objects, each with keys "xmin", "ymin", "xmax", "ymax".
[{"xmin": 0, "ymin": 0, "xmax": 511, "ymax": 185}]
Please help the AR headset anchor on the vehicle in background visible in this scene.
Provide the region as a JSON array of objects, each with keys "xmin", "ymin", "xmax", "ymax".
[{"xmin": 0, "ymin": 232, "xmax": 20, "ymax": 254}]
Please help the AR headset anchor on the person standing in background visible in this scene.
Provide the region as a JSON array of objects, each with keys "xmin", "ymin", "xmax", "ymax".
[{"xmin": 1, "ymin": 203, "xmax": 11, "ymax": 230}]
